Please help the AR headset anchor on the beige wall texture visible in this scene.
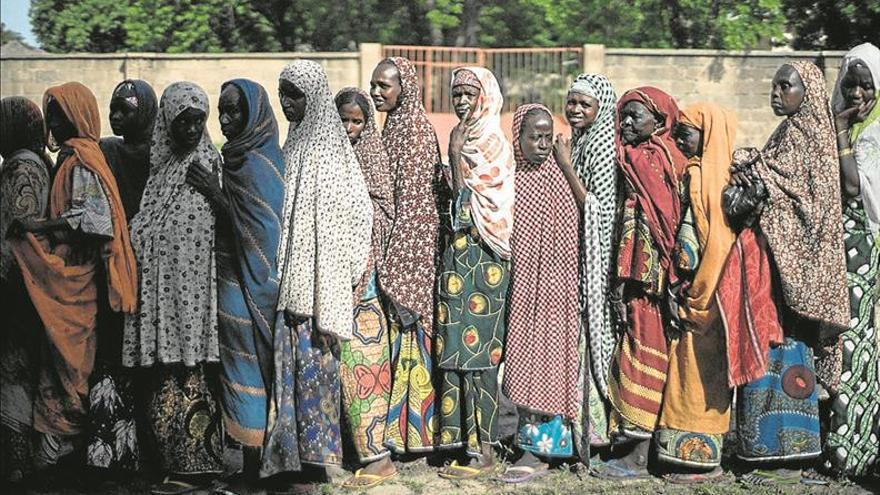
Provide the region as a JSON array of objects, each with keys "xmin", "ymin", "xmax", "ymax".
[
  {"xmin": 0, "ymin": 48, "xmax": 378, "ymax": 145},
  {"xmin": 585, "ymin": 46, "xmax": 845, "ymax": 147},
  {"xmin": 2, "ymin": 43, "xmax": 846, "ymax": 149}
]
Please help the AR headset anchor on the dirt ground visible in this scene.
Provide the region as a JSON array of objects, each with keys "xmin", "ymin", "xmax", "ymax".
[
  {"xmin": 5, "ymin": 397, "xmax": 877, "ymax": 494},
  {"xmin": 5, "ymin": 454, "xmax": 878, "ymax": 495}
]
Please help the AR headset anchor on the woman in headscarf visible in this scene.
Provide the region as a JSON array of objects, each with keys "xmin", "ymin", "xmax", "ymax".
[
  {"xmin": 123, "ymin": 81, "xmax": 225, "ymax": 490},
  {"xmin": 652, "ymin": 102, "xmax": 738, "ymax": 483},
  {"xmin": 728, "ymin": 61, "xmax": 847, "ymax": 485},
  {"xmin": 499, "ymin": 104, "xmax": 580, "ymax": 483},
  {"xmin": 369, "ymin": 56, "xmax": 444, "ymax": 455},
  {"xmin": 85, "ymin": 79, "xmax": 158, "ymax": 474},
  {"xmin": 0, "ymin": 96, "xmax": 54, "ymax": 482},
  {"xmin": 827, "ymin": 42, "xmax": 880, "ymax": 478},
  {"xmin": 6, "ymin": 82, "xmax": 137, "ymax": 470},
  {"xmin": 593, "ymin": 86, "xmax": 687, "ymax": 480},
  {"xmin": 261, "ymin": 60, "xmax": 371, "ymax": 490},
  {"xmin": 185, "ymin": 78, "xmax": 285, "ymax": 484},
  {"xmin": 333, "ymin": 87, "xmax": 398, "ymax": 489},
  {"xmin": 435, "ymin": 67, "xmax": 514, "ymax": 479},
  {"xmin": 553, "ymin": 73, "xmax": 618, "ymax": 450},
  {"xmin": 100, "ymin": 79, "xmax": 158, "ymax": 220}
]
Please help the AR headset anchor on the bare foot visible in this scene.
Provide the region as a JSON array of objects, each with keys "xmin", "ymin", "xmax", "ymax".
[
  {"xmin": 479, "ymin": 443, "xmax": 497, "ymax": 470},
  {"xmin": 515, "ymin": 450, "xmax": 545, "ymax": 468},
  {"xmin": 499, "ymin": 451, "xmax": 550, "ymax": 483},
  {"xmin": 591, "ymin": 439, "xmax": 650, "ymax": 479},
  {"xmin": 438, "ymin": 446, "xmax": 498, "ymax": 478}
]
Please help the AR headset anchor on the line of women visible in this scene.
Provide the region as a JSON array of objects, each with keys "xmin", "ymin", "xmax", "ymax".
[{"xmin": 0, "ymin": 42, "xmax": 877, "ymax": 493}]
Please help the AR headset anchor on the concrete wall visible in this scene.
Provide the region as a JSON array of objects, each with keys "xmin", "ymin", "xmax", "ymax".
[
  {"xmin": 0, "ymin": 50, "xmax": 367, "ymax": 144},
  {"xmin": 2, "ymin": 44, "xmax": 847, "ymax": 149},
  {"xmin": 586, "ymin": 46, "xmax": 845, "ymax": 147}
]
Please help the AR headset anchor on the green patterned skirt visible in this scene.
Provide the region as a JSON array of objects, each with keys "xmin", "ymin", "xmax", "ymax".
[{"xmin": 827, "ymin": 199, "xmax": 879, "ymax": 476}]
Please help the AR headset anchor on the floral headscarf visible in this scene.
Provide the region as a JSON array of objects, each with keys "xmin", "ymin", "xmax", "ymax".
[
  {"xmin": 276, "ymin": 60, "xmax": 372, "ymax": 340},
  {"xmin": 451, "ymin": 66, "xmax": 515, "ymax": 259}
]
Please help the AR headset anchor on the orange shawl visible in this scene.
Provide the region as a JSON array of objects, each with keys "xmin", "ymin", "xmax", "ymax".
[
  {"xmin": 10, "ymin": 82, "xmax": 136, "ymax": 435},
  {"xmin": 677, "ymin": 103, "xmax": 737, "ymax": 332}
]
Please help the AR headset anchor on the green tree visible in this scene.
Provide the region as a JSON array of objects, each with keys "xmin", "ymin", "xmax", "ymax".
[
  {"xmin": 784, "ymin": 0, "xmax": 880, "ymax": 50},
  {"xmin": 1, "ymin": 22, "xmax": 26, "ymax": 45},
  {"xmin": 31, "ymin": 0, "xmax": 128, "ymax": 52},
  {"xmin": 481, "ymin": 0, "xmax": 784, "ymax": 49},
  {"xmin": 30, "ymin": 0, "xmax": 791, "ymax": 53},
  {"xmin": 31, "ymin": 0, "xmax": 283, "ymax": 53}
]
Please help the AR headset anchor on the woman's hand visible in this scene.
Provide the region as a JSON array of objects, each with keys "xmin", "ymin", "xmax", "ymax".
[
  {"xmin": 553, "ymin": 133, "xmax": 573, "ymax": 171},
  {"xmin": 283, "ymin": 309, "xmax": 299, "ymax": 328},
  {"xmin": 667, "ymin": 284, "xmax": 683, "ymax": 333},
  {"xmin": 312, "ymin": 330, "xmax": 341, "ymax": 359},
  {"xmin": 449, "ymin": 122, "xmax": 468, "ymax": 158},
  {"xmin": 448, "ymin": 122, "xmax": 469, "ymax": 191},
  {"xmin": 836, "ymin": 101, "xmax": 872, "ymax": 131},
  {"xmin": 186, "ymin": 161, "xmax": 222, "ymax": 202},
  {"xmin": 6, "ymin": 218, "xmax": 39, "ymax": 238},
  {"xmin": 610, "ymin": 280, "xmax": 628, "ymax": 328}
]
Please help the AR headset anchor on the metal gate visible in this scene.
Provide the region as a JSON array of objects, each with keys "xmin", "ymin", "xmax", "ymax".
[{"xmin": 383, "ymin": 46, "xmax": 583, "ymax": 113}]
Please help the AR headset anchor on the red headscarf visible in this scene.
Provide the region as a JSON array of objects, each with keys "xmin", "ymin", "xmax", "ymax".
[{"xmin": 616, "ymin": 87, "xmax": 688, "ymax": 286}]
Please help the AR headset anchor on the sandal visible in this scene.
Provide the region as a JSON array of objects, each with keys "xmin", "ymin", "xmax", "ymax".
[
  {"xmin": 497, "ymin": 464, "xmax": 550, "ymax": 483},
  {"xmin": 270, "ymin": 483, "xmax": 323, "ymax": 495},
  {"xmin": 151, "ymin": 477, "xmax": 201, "ymax": 495},
  {"xmin": 800, "ymin": 467, "xmax": 841, "ymax": 486},
  {"xmin": 590, "ymin": 460, "xmax": 651, "ymax": 480},
  {"xmin": 739, "ymin": 468, "xmax": 801, "ymax": 486},
  {"xmin": 341, "ymin": 468, "xmax": 398, "ymax": 490}
]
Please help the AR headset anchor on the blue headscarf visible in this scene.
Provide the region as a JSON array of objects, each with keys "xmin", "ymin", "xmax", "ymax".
[{"xmin": 216, "ymin": 78, "xmax": 286, "ymax": 446}]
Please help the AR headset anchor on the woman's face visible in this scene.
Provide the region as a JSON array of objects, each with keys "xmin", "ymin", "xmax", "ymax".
[
  {"xmin": 519, "ymin": 112, "xmax": 554, "ymax": 165},
  {"xmin": 170, "ymin": 107, "xmax": 206, "ymax": 152},
  {"xmin": 451, "ymin": 84, "xmax": 480, "ymax": 121},
  {"xmin": 565, "ymin": 91, "xmax": 599, "ymax": 130},
  {"xmin": 370, "ymin": 63, "xmax": 402, "ymax": 113},
  {"xmin": 338, "ymin": 102, "xmax": 366, "ymax": 145},
  {"xmin": 278, "ymin": 79, "xmax": 306, "ymax": 123},
  {"xmin": 218, "ymin": 84, "xmax": 247, "ymax": 140},
  {"xmin": 619, "ymin": 100, "xmax": 658, "ymax": 146},
  {"xmin": 770, "ymin": 65, "xmax": 805, "ymax": 117},
  {"xmin": 46, "ymin": 99, "xmax": 77, "ymax": 145},
  {"xmin": 840, "ymin": 61, "xmax": 876, "ymax": 121},
  {"xmin": 109, "ymin": 97, "xmax": 139, "ymax": 137},
  {"xmin": 673, "ymin": 123, "xmax": 703, "ymax": 159}
]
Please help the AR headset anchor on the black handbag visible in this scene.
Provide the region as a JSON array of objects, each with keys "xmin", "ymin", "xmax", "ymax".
[{"xmin": 723, "ymin": 149, "xmax": 769, "ymax": 230}]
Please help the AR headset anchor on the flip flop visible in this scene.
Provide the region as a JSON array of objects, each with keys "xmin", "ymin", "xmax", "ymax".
[
  {"xmin": 151, "ymin": 477, "xmax": 201, "ymax": 495},
  {"xmin": 590, "ymin": 460, "xmax": 651, "ymax": 480},
  {"xmin": 497, "ymin": 465, "xmax": 550, "ymax": 483},
  {"xmin": 738, "ymin": 469, "xmax": 801, "ymax": 486},
  {"xmin": 340, "ymin": 468, "xmax": 398, "ymax": 490},
  {"xmin": 663, "ymin": 468, "xmax": 725, "ymax": 485},
  {"xmin": 437, "ymin": 460, "xmax": 493, "ymax": 480}
]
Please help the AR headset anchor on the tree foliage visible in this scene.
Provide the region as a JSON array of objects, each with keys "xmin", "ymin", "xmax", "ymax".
[
  {"xmin": 28, "ymin": 0, "xmax": 877, "ymax": 53},
  {"xmin": 783, "ymin": 0, "xmax": 880, "ymax": 50},
  {"xmin": 1, "ymin": 22, "xmax": 26, "ymax": 45}
]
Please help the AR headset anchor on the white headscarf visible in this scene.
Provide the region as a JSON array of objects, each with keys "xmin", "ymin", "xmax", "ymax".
[
  {"xmin": 833, "ymin": 42, "xmax": 880, "ymax": 233},
  {"xmin": 275, "ymin": 60, "xmax": 372, "ymax": 340}
]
